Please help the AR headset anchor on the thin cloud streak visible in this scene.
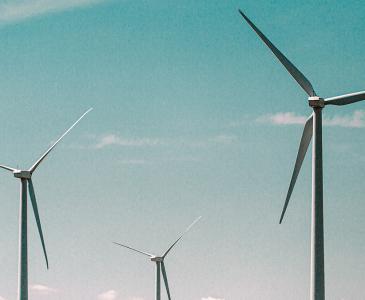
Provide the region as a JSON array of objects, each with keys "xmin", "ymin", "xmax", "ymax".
[
  {"xmin": 256, "ymin": 112, "xmax": 307, "ymax": 125},
  {"xmin": 93, "ymin": 134, "xmax": 238, "ymax": 149},
  {"xmin": 29, "ymin": 284, "xmax": 58, "ymax": 294},
  {"xmin": 256, "ymin": 110, "xmax": 365, "ymax": 128},
  {"xmin": 97, "ymin": 290, "xmax": 117, "ymax": 300},
  {"xmin": 95, "ymin": 134, "xmax": 164, "ymax": 149},
  {"xmin": 323, "ymin": 110, "xmax": 365, "ymax": 128},
  {"xmin": 202, "ymin": 297, "xmax": 225, "ymax": 300},
  {"xmin": 0, "ymin": 0, "xmax": 108, "ymax": 24}
]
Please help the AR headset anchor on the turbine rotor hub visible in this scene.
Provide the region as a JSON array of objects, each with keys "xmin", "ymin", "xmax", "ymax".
[
  {"xmin": 13, "ymin": 170, "xmax": 31, "ymax": 179},
  {"xmin": 308, "ymin": 96, "xmax": 325, "ymax": 108},
  {"xmin": 150, "ymin": 256, "xmax": 163, "ymax": 262}
]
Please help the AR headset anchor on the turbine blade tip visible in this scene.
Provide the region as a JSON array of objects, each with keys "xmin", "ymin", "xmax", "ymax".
[{"xmin": 279, "ymin": 213, "xmax": 285, "ymax": 224}]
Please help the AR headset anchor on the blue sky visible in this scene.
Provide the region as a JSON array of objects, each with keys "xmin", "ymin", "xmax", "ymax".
[{"xmin": 0, "ymin": 1, "xmax": 364, "ymax": 299}]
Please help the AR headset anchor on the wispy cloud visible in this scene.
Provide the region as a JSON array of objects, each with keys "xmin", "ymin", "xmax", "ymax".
[
  {"xmin": 256, "ymin": 112, "xmax": 307, "ymax": 125},
  {"xmin": 256, "ymin": 110, "xmax": 365, "ymax": 128},
  {"xmin": 93, "ymin": 133, "xmax": 238, "ymax": 149},
  {"xmin": 29, "ymin": 284, "xmax": 58, "ymax": 294},
  {"xmin": 323, "ymin": 110, "xmax": 365, "ymax": 128},
  {"xmin": 202, "ymin": 297, "xmax": 225, "ymax": 300},
  {"xmin": 95, "ymin": 134, "xmax": 164, "ymax": 149},
  {"xmin": 0, "ymin": 0, "xmax": 107, "ymax": 24},
  {"xmin": 98, "ymin": 290, "xmax": 117, "ymax": 300}
]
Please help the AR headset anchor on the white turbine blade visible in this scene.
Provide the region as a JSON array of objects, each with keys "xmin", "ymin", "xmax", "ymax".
[
  {"xmin": 162, "ymin": 216, "xmax": 202, "ymax": 258},
  {"xmin": 161, "ymin": 262, "xmax": 172, "ymax": 300},
  {"xmin": 28, "ymin": 179, "xmax": 49, "ymax": 269},
  {"xmin": 280, "ymin": 114, "xmax": 313, "ymax": 224},
  {"xmin": 0, "ymin": 164, "xmax": 16, "ymax": 172},
  {"xmin": 113, "ymin": 242, "xmax": 153, "ymax": 257},
  {"xmin": 29, "ymin": 108, "xmax": 93, "ymax": 173},
  {"xmin": 238, "ymin": 9, "xmax": 316, "ymax": 97},
  {"xmin": 325, "ymin": 91, "xmax": 365, "ymax": 106}
]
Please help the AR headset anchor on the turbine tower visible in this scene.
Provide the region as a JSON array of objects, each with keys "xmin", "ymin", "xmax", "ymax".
[
  {"xmin": 239, "ymin": 10, "xmax": 365, "ymax": 300},
  {"xmin": 114, "ymin": 216, "xmax": 201, "ymax": 300},
  {"xmin": 0, "ymin": 108, "xmax": 92, "ymax": 300}
]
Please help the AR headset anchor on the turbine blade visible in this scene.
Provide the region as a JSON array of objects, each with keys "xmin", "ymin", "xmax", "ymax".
[
  {"xmin": 29, "ymin": 108, "xmax": 93, "ymax": 173},
  {"xmin": 161, "ymin": 262, "xmax": 172, "ymax": 300},
  {"xmin": 162, "ymin": 216, "xmax": 202, "ymax": 258},
  {"xmin": 28, "ymin": 179, "xmax": 49, "ymax": 269},
  {"xmin": 325, "ymin": 91, "xmax": 365, "ymax": 106},
  {"xmin": 0, "ymin": 164, "xmax": 16, "ymax": 172},
  {"xmin": 238, "ymin": 9, "xmax": 316, "ymax": 97},
  {"xmin": 280, "ymin": 114, "xmax": 313, "ymax": 224},
  {"xmin": 113, "ymin": 242, "xmax": 153, "ymax": 257}
]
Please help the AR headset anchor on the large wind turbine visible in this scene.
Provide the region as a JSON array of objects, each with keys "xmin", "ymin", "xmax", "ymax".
[
  {"xmin": 0, "ymin": 108, "xmax": 92, "ymax": 300},
  {"xmin": 114, "ymin": 216, "xmax": 201, "ymax": 300},
  {"xmin": 239, "ymin": 10, "xmax": 365, "ymax": 300}
]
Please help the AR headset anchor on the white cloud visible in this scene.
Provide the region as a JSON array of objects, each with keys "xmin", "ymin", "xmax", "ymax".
[
  {"xmin": 98, "ymin": 290, "xmax": 117, "ymax": 300},
  {"xmin": 202, "ymin": 297, "xmax": 225, "ymax": 300},
  {"xmin": 29, "ymin": 284, "xmax": 58, "ymax": 294},
  {"xmin": 257, "ymin": 110, "xmax": 365, "ymax": 128},
  {"xmin": 323, "ymin": 110, "xmax": 365, "ymax": 128},
  {"xmin": 0, "ymin": 0, "xmax": 107, "ymax": 24},
  {"xmin": 93, "ymin": 133, "xmax": 237, "ymax": 149},
  {"xmin": 0, "ymin": 296, "xmax": 7, "ymax": 300},
  {"xmin": 95, "ymin": 134, "xmax": 164, "ymax": 149},
  {"xmin": 256, "ymin": 112, "xmax": 307, "ymax": 125}
]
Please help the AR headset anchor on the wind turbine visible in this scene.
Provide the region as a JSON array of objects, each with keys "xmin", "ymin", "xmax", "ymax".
[
  {"xmin": 114, "ymin": 216, "xmax": 201, "ymax": 300},
  {"xmin": 0, "ymin": 108, "xmax": 92, "ymax": 300},
  {"xmin": 238, "ymin": 9, "xmax": 365, "ymax": 300}
]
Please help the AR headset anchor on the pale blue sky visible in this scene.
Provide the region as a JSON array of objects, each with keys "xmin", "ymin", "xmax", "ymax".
[{"xmin": 0, "ymin": 1, "xmax": 364, "ymax": 300}]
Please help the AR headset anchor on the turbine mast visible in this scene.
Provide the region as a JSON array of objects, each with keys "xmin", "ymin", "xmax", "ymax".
[
  {"xmin": 18, "ymin": 179, "xmax": 28, "ymax": 300},
  {"xmin": 155, "ymin": 261, "xmax": 161, "ymax": 300},
  {"xmin": 310, "ymin": 101, "xmax": 325, "ymax": 300}
]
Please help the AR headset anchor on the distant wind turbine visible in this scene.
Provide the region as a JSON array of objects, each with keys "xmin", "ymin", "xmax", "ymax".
[
  {"xmin": 0, "ymin": 108, "xmax": 92, "ymax": 300},
  {"xmin": 239, "ymin": 9, "xmax": 365, "ymax": 300},
  {"xmin": 114, "ymin": 216, "xmax": 201, "ymax": 300}
]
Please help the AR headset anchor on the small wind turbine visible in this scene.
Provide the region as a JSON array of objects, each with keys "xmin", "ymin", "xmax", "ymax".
[
  {"xmin": 0, "ymin": 108, "xmax": 92, "ymax": 300},
  {"xmin": 239, "ymin": 10, "xmax": 365, "ymax": 300},
  {"xmin": 114, "ymin": 216, "xmax": 201, "ymax": 300}
]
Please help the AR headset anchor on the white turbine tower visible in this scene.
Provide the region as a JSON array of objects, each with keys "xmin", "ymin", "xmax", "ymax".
[
  {"xmin": 0, "ymin": 108, "xmax": 92, "ymax": 300},
  {"xmin": 114, "ymin": 216, "xmax": 201, "ymax": 300},
  {"xmin": 239, "ymin": 10, "xmax": 365, "ymax": 300}
]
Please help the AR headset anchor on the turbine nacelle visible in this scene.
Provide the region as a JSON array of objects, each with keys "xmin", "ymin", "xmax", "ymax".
[
  {"xmin": 238, "ymin": 9, "xmax": 365, "ymax": 224},
  {"xmin": 114, "ymin": 216, "xmax": 201, "ymax": 300},
  {"xmin": 150, "ymin": 256, "xmax": 163, "ymax": 262},
  {"xmin": 308, "ymin": 96, "xmax": 325, "ymax": 108},
  {"xmin": 13, "ymin": 170, "xmax": 31, "ymax": 179},
  {"xmin": 239, "ymin": 9, "xmax": 365, "ymax": 299},
  {"xmin": 0, "ymin": 108, "xmax": 92, "ymax": 277}
]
